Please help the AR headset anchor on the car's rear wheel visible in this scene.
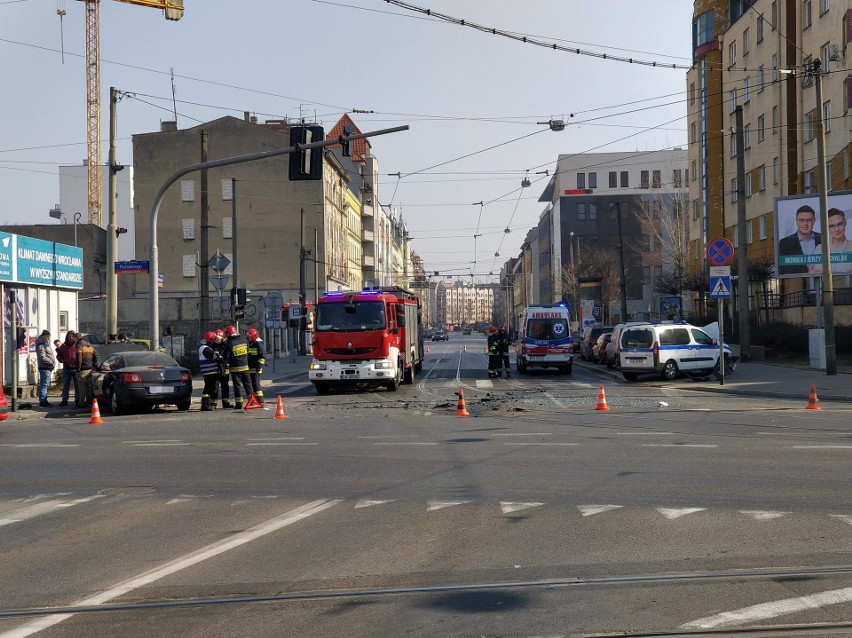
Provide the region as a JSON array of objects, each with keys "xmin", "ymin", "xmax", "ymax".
[
  {"xmin": 623, "ymin": 372, "xmax": 639, "ymax": 382},
  {"xmin": 175, "ymin": 400, "xmax": 191, "ymax": 411},
  {"xmin": 661, "ymin": 360, "xmax": 678, "ymax": 381},
  {"xmin": 109, "ymin": 389, "xmax": 123, "ymax": 415},
  {"xmin": 561, "ymin": 365, "xmax": 572, "ymax": 375}
]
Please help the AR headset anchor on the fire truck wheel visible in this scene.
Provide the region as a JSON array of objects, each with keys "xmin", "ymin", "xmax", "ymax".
[
  {"xmin": 314, "ymin": 383, "xmax": 330, "ymax": 395},
  {"xmin": 386, "ymin": 364, "xmax": 401, "ymax": 392}
]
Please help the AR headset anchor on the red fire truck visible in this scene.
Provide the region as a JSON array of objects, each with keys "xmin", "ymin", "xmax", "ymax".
[{"xmin": 309, "ymin": 286, "xmax": 423, "ymax": 394}]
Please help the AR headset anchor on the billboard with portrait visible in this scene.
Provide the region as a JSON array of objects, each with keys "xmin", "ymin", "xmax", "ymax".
[{"xmin": 774, "ymin": 191, "xmax": 852, "ymax": 278}]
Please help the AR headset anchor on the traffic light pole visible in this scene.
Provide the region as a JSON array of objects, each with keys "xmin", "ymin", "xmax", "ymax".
[
  {"xmin": 147, "ymin": 125, "xmax": 409, "ymax": 351},
  {"xmin": 299, "ymin": 207, "xmax": 307, "ymax": 355}
]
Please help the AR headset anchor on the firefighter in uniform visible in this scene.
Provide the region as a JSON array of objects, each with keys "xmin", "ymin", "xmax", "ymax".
[
  {"xmin": 496, "ymin": 326, "xmax": 511, "ymax": 378},
  {"xmin": 224, "ymin": 325, "xmax": 253, "ymax": 408},
  {"xmin": 246, "ymin": 328, "xmax": 266, "ymax": 403},
  {"xmin": 198, "ymin": 332, "xmax": 220, "ymax": 411},
  {"xmin": 215, "ymin": 329, "xmax": 232, "ymax": 408},
  {"xmin": 486, "ymin": 326, "xmax": 499, "ymax": 378}
]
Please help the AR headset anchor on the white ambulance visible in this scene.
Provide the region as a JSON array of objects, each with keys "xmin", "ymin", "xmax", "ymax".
[{"xmin": 515, "ymin": 304, "xmax": 573, "ymax": 374}]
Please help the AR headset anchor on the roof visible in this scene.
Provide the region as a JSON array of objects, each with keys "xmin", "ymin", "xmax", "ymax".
[{"xmin": 326, "ymin": 114, "xmax": 370, "ymax": 162}]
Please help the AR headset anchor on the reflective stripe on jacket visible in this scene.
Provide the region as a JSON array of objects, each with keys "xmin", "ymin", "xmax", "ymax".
[{"xmin": 198, "ymin": 344, "xmax": 219, "ymax": 376}]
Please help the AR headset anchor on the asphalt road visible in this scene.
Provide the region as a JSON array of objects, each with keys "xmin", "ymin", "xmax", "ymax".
[{"xmin": 2, "ymin": 335, "xmax": 852, "ymax": 637}]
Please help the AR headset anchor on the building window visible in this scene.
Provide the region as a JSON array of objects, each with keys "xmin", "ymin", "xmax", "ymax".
[
  {"xmin": 731, "ymin": 133, "xmax": 738, "ymax": 157},
  {"xmin": 180, "ymin": 180, "xmax": 195, "ymax": 202},
  {"xmin": 221, "ymin": 179, "xmax": 233, "ymax": 201},
  {"xmin": 685, "ymin": 167, "xmax": 690, "ymax": 182},
  {"xmin": 757, "ymin": 66, "xmax": 765, "ymax": 92},
  {"xmin": 805, "ymin": 111, "xmax": 814, "ymax": 142},
  {"xmin": 182, "ymin": 218, "xmax": 195, "ymax": 240},
  {"xmin": 821, "ymin": 42, "xmax": 834, "ymax": 72},
  {"xmin": 820, "ymin": 0, "xmax": 829, "ymax": 15},
  {"xmin": 804, "ymin": 0, "xmax": 812, "ymax": 28},
  {"xmin": 771, "ymin": 53, "xmax": 778, "ymax": 82},
  {"xmin": 589, "ymin": 203, "xmax": 598, "ymax": 220},
  {"xmin": 690, "ymin": 121, "xmax": 697, "ymax": 143},
  {"xmin": 588, "ymin": 172, "xmax": 597, "ymax": 189},
  {"xmin": 609, "ymin": 171, "xmax": 617, "ymax": 187},
  {"xmin": 757, "ymin": 114, "xmax": 765, "ymax": 141},
  {"xmin": 693, "ymin": 9, "xmax": 716, "ymax": 48},
  {"xmin": 690, "ymin": 82, "xmax": 696, "ymax": 104},
  {"xmin": 827, "ymin": 161, "xmax": 833, "ymax": 190},
  {"xmin": 757, "ymin": 14, "xmax": 765, "ymax": 42},
  {"xmin": 577, "ymin": 173, "xmax": 585, "ymax": 189},
  {"xmin": 772, "ymin": 105, "xmax": 779, "ymax": 133},
  {"xmin": 733, "ymin": 224, "xmax": 739, "ymax": 248},
  {"xmin": 743, "ymin": 77, "xmax": 750, "ymax": 103},
  {"xmin": 730, "ymin": 89, "xmax": 738, "ymax": 113},
  {"xmin": 805, "ymin": 170, "xmax": 815, "ymax": 193},
  {"xmin": 759, "ymin": 164, "xmax": 766, "ymax": 191},
  {"xmin": 620, "ymin": 171, "xmax": 629, "ymax": 187},
  {"xmin": 731, "ymin": 178, "xmax": 739, "ymax": 202},
  {"xmin": 747, "ymin": 220, "xmax": 753, "ymax": 244},
  {"xmin": 692, "ymin": 199, "xmax": 699, "ymax": 220},
  {"xmin": 729, "ymin": 41, "xmax": 737, "ymax": 66},
  {"xmin": 640, "ymin": 171, "xmax": 650, "ymax": 188},
  {"xmin": 652, "ymin": 170, "xmax": 661, "ymax": 188},
  {"xmin": 691, "ymin": 161, "xmax": 696, "ymax": 181},
  {"xmin": 743, "ymin": 28, "xmax": 750, "ymax": 55},
  {"xmin": 223, "ymin": 217, "xmax": 233, "ymax": 239},
  {"xmin": 773, "ymin": 156, "xmax": 779, "ymax": 184},
  {"xmin": 673, "ymin": 169, "xmax": 683, "ymax": 188},
  {"xmin": 577, "ymin": 203, "xmax": 586, "ymax": 221},
  {"xmin": 771, "ymin": 0, "xmax": 777, "ymax": 29},
  {"xmin": 744, "ymin": 124, "xmax": 751, "ymax": 149},
  {"xmin": 59, "ymin": 311, "xmax": 69, "ymax": 332},
  {"xmin": 823, "ymin": 100, "xmax": 831, "ymax": 132},
  {"xmin": 182, "ymin": 255, "xmax": 196, "ymax": 278},
  {"xmin": 759, "ymin": 214, "xmax": 767, "ymax": 240},
  {"xmin": 746, "ymin": 173, "xmax": 753, "ymax": 197}
]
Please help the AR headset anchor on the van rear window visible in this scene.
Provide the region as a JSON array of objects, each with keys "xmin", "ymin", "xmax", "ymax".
[
  {"xmin": 526, "ymin": 318, "xmax": 568, "ymax": 340},
  {"xmin": 622, "ymin": 329, "xmax": 653, "ymax": 348}
]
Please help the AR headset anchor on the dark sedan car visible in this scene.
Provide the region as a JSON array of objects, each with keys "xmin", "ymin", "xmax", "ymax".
[
  {"xmin": 432, "ymin": 330, "xmax": 449, "ymax": 341},
  {"xmin": 91, "ymin": 351, "xmax": 192, "ymax": 414}
]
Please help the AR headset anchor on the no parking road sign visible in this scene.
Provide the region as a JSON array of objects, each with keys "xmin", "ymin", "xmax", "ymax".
[{"xmin": 706, "ymin": 237, "xmax": 734, "ymax": 266}]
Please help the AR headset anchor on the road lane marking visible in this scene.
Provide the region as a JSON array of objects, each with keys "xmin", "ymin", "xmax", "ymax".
[
  {"xmin": 355, "ymin": 499, "xmax": 394, "ymax": 509},
  {"xmin": 657, "ymin": 507, "xmax": 706, "ymax": 519},
  {"xmin": 500, "ymin": 502, "xmax": 544, "ymax": 514},
  {"xmin": 357, "ymin": 435, "xmax": 420, "ymax": 439},
  {"xmin": 374, "ymin": 442, "xmax": 438, "ymax": 446},
  {"xmin": 166, "ymin": 494, "xmax": 214, "ymax": 505},
  {"xmin": 427, "ymin": 500, "xmax": 470, "ymax": 511},
  {"xmin": 0, "ymin": 499, "xmax": 340, "ymax": 638},
  {"xmin": 641, "ymin": 444, "xmax": 718, "ymax": 448},
  {"xmin": 246, "ymin": 442, "xmax": 318, "ymax": 446},
  {"xmin": 789, "ymin": 445, "xmax": 852, "ymax": 449},
  {"xmin": 681, "ymin": 586, "xmax": 852, "ymax": 629},
  {"xmin": 54, "ymin": 495, "xmax": 106, "ymax": 508},
  {"xmin": 492, "ymin": 433, "xmax": 553, "ymax": 437},
  {"xmin": 504, "ymin": 443, "xmax": 579, "ymax": 447},
  {"xmin": 0, "ymin": 498, "xmax": 79, "ymax": 526},
  {"xmin": 739, "ymin": 510, "xmax": 791, "ymax": 520},
  {"xmin": 474, "ymin": 380, "xmax": 494, "ymax": 388},
  {"xmin": 577, "ymin": 504, "xmax": 623, "ymax": 517},
  {"xmin": 616, "ymin": 431, "xmax": 674, "ymax": 436},
  {"xmin": 544, "ymin": 392, "xmax": 567, "ymax": 409},
  {"xmin": 0, "ymin": 444, "xmax": 80, "ymax": 448}
]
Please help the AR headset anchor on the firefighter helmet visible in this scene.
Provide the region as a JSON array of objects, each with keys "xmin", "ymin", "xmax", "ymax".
[
  {"xmin": 224, "ymin": 325, "xmax": 238, "ymax": 337},
  {"xmin": 488, "ymin": 326, "xmax": 496, "ymax": 334},
  {"xmin": 204, "ymin": 331, "xmax": 217, "ymax": 344},
  {"xmin": 247, "ymin": 328, "xmax": 260, "ymax": 340}
]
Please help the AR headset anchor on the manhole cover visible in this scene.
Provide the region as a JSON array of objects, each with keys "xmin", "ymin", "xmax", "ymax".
[{"xmin": 98, "ymin": 486, "xmax": 157, "ymax": 496}]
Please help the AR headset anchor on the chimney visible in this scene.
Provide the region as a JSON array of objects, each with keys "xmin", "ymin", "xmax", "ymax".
[{"xmin": 161, "ymin": 121, "xmax": 177, "ymax": 132}]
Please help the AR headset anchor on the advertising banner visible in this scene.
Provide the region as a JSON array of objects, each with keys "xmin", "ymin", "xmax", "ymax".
[{"xmin": 774, "ymin": 191, "xmax": 852, "ymax": 278}]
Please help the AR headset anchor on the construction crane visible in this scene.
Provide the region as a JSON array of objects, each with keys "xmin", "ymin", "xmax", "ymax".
[{"xmin": 78, "ymin": 0, "xmax": 184, "ymax": 226}]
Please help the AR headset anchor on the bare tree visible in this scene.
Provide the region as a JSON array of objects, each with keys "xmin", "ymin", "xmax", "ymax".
[
  {"xmin": 562, "ymin": 246, "xmax": 623, "ymax": 324},
  {"xmin": 633, "ymin": 192, "xmax": 690, "ymax": 314}
]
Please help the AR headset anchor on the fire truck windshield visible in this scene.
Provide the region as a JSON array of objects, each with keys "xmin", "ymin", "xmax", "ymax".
[{"xmin": 315, "ymin": 300, "xmax": 386, "ymax": 332}]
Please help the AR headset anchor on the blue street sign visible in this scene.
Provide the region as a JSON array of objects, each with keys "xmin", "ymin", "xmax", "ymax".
[
  {"xmin": 114, "ymin": 260, "xmax": 150, "ymax": 274},
  {"xmin": 710, "ymin": 276, "xmax": 732, "ymax": 298},
  {"xmin": 706, "ymin": 237, "xmax": 734, "ymax": 266}
]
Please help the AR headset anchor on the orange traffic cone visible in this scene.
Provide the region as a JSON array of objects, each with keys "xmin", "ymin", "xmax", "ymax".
[
  {"xmin": 274, "ymin": 395, "xmax": 288, "ymax": 420},
  {"xmin": 805, "ymin": 384, "xmax": 821, "ymax": 410},
  {"xmin": 463, "ymin": 345, "xmax": 467, "ymax": 352},
  {"xmin": 595, "ymin": 385, "xmax": 610, "ymax": 411},
  {"xmin": 89, "ymin": 398, "xmax": 104, "ymax": 424},
  {"xmin": 425, "ymin": 345, "xmax": 430, "ymax": 353},
  {"xmin": 455, "ymin": 389, "xmax": 470, "ymax": 417}
]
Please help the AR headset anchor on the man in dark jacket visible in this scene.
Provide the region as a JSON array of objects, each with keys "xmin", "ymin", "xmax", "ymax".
[
  {"xmin": 35, "ymin": 329, "xmax": 55, "ymax": 407},
  {"xmin": 76, "ymin": 335, "xmax": 99, "ymax": 407},
  {"xmin": 57, "ymin": 331, "xmax": 79, "ymax": 408},
  {"xmin": 778, "ymin": 205, "xmax": 821, "ymax": 275},
  {"xmin": 223, "ymin": 325, "xmax": 253, "ymax": 409},
  {"xmin": 496, "ymin": 326, "xmax": 511, "ymax": 378},
  {"xmin": 486, "ymin": 326, "xmax": 498, "ymax": 378},
  {"xmin": 246, "ymin": 328, "xmax": 266, "ymax": 404}
]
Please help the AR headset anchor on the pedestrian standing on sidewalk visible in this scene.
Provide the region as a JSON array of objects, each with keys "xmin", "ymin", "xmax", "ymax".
[
  {"xmin": 75, "ymin": 335, "xmax": 98, "ymax": 407},
  {"xmin": 56, "ymin": 331, "xmax": 79, "ymax": 407},
  {"xmin": 246, "ymin": 328, "xmax": 266, "ymax": 404},
  {"xmin": 35, "ymin": 329, "xmax": 55, "ymax": 407}
]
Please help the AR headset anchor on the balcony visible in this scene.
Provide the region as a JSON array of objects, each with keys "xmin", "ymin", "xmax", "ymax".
[{"xmin": 362, "ymin": 254, "xmax": 375, "ymax": 268}]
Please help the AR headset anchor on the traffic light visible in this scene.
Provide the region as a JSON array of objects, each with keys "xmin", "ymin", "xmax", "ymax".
[
  {"xmin": 340, "ymin": 125, "xmax": 354, "ymax": 157},
  {"xmin": 289, "ymin": 126, "xmax": 324, "ymax": 181}
]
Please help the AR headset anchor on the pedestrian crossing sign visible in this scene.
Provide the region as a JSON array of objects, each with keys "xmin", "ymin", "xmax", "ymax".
[{"xmin": 710, "ymin": 275, "xmax": 732, "ymax": 298}]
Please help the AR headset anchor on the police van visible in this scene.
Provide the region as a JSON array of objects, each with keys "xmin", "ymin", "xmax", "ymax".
[
  {"xmin": 515, "ymin": 304, "xmax": 573, "ymax": 374},
  {"xmin": 616, "ymin": 320, "xmax": 735, "ymax": 381}
]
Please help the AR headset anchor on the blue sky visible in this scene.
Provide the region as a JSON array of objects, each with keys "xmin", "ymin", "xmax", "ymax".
[{"xmin": 0, "ymin": 0, "xmax": 693, "ymax": 281}]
